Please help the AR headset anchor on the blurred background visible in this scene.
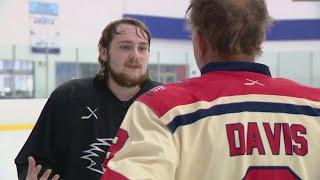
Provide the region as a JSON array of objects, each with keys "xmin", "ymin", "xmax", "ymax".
[{"xmin": 0, "ymin": 0, "xmax": 319, "ymax": 179}]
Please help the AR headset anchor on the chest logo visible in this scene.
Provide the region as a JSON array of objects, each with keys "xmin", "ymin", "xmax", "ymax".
[
  {"xmin": 244, "ymin": 79, "xmax": 265, "ymax": 86},
  {"xmin": 81, "ymin": 107, "xmax": 98, "ymax": 120}
]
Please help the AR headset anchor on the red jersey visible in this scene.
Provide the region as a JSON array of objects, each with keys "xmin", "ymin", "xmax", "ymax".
[{"xmin": 102, "ymin": 62, "xmax": 320, "ymax": 180}]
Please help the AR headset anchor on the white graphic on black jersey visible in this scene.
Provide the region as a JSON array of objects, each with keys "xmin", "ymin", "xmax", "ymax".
[
  {"xmin": 80, "ymin": 138, "xmax": 115, "ymax": 174},
  {"xmin": 81, "ymin": 107, "xmax": 98, "ymax": 120},
  {"xmin": 244, "ymin": 79, "xmax": 265, "ymax": 86}
]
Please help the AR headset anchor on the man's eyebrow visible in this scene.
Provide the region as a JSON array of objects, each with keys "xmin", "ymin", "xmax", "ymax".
[
  {"xmin": 139, "ymin": 42, "xmax": 149, "ymax": 46},
  {"xmin": 117, "ymin": 41, "xmax": 149, "ymax": 45},
  {"xmin": 117, "ymin": 40, "xmax": 133, "ymax": 44}
]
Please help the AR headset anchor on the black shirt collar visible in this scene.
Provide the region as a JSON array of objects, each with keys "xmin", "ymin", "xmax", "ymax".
[
  {"xmin": 200, "ymin": 62, "xmax": 271, "ymax": 76},
  {"xmin": 93, "ymin": 76, "xmax": 153, "ymax": 105}
]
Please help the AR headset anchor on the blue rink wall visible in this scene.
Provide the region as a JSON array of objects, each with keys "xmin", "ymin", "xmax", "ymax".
[{"xmin": 123, "ymin": 14, "xmax": 320, "ymax": 41}]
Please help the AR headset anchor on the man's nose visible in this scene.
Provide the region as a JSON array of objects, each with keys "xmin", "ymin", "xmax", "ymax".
[{"xmin": 130, "ymin": 48, "xmax": 140, "ymax": 60}]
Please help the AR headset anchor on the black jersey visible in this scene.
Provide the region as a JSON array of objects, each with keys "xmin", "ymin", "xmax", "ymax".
[{"xmin": 15, "ymin": 76, "xmax": 161, "ymax": 180}]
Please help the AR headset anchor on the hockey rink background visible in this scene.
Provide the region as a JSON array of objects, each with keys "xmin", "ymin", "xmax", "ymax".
[
  {"xmin": 0, "ymin": 99, "xmax": 45, "ymax": 179},
  {"xmin": 0, "ymin": 0, "xmax": 320, "ymax": 179}
]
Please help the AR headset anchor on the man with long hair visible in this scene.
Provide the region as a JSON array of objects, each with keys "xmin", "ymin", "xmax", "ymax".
[{"xmin": 15, "ymin": 18, "xmax": 160, "ymax": 180}]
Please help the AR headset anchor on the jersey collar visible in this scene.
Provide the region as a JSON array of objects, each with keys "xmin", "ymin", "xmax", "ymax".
[{"xmin": 200, "ymin": 62, "xmax": 271, "ymax": 76}]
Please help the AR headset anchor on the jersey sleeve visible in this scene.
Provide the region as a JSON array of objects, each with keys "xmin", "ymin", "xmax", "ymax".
[
  {"xmin": 14, "ymin": 90, "xmax": 68, "ymax": 180},
  {"xmin": 101, "ymin": 101, "xmax": 178, "ymax": 180}
]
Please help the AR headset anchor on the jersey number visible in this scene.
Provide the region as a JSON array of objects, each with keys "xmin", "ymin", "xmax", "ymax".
[{"xmin": 243, "ymin": 166, "xmax": 301, "ymax": 180}]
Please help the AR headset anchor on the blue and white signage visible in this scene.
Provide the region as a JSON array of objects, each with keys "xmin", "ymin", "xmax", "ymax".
[{"xmin": 29, "ymin": 1, "xmax": 60, "ymax": 54}]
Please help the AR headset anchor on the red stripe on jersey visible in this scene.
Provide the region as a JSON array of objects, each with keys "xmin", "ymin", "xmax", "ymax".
[
  {"xmin": 138, "ymin": 71, "xmax": 320, "ymax": 117},
  {"xmin": 102, "ymin": 128, "xmax": 129, "ymax": 179}
]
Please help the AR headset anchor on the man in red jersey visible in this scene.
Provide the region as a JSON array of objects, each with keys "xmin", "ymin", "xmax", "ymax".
[{"xmin": 101, "ymin": 0, "xmax": 320, "ymax": 179}]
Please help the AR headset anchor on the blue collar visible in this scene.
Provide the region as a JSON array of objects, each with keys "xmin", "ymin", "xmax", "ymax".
[{"xmin": 200, "ymin": 62, "xmax": 271, "ymax": 76}]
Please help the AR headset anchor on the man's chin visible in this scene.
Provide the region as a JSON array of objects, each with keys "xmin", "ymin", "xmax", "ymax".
[
  {"xmin": 118, "ymin": 78, "xmax": 145, "ymax": 88},
  {"xmin": 110, "ymin": 72, "xmax": 148, "ymax": 88},
  {"xmin": 123, "ymin": 81, "xmax": 141, "ymax": 88}
]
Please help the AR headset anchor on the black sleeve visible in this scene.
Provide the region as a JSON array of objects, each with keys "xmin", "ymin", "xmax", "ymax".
[
  {"xmin": 150, "ymin": 80, "xmax": 163, "ymax": 87},
  {"xmin": 14, "ymin": 89, "xmax": 68, "ymax": 180}
]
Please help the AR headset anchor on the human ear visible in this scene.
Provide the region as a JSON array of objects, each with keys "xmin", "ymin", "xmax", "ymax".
[{"xmin": 99, "ymin": 47, "xmax": 108, "ymax": 62}]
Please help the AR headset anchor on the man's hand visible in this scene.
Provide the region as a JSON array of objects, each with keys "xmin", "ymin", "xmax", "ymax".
[{"xmin": 26, "ymin": 156, "xmax": 60, "ymax": 180}]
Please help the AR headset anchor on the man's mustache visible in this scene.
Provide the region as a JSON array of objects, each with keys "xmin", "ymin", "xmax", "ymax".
[{"xmin": 125, "ymin": 61, "xmax": 142, "ymax": 68}]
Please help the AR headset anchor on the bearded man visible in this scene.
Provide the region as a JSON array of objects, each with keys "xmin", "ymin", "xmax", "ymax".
[{"xmin": 15, "ymin": 18, "xmax": 161, "ymax": 180}]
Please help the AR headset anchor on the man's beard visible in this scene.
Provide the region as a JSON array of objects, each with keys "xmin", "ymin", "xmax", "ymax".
[{"xmin": 105, "ymin": 60, "xmax": 148, "ymax": 88}]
